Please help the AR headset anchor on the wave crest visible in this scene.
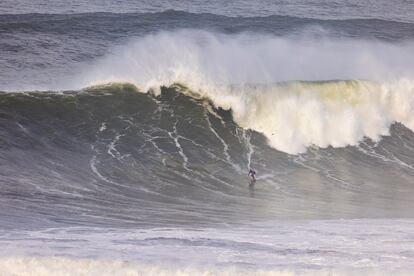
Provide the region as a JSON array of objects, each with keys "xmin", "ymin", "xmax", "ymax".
[{"xmin": 75, "ymin": 30, "xmax": 414, "ymax": 154}]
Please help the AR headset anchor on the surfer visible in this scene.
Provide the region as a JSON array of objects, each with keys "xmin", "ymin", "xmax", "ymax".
[{"xmin": 248, "ymin": 169, "xmax": 257, "ymax": 183}]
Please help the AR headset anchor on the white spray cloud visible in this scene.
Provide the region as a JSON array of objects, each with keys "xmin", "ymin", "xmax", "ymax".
[{"xmin": 75, "ymin": 30, "xmax": 414, "ymax": 154}]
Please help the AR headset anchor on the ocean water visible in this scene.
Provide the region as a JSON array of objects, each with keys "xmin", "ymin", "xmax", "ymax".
[{"xmin": 0, "ymin": 1, "xmax": 414, "ymax": 275}]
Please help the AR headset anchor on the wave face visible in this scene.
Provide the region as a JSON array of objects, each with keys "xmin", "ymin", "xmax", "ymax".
[{"xmin": 1, "ymin": 87, "xmax": 414, "ymax": 228}]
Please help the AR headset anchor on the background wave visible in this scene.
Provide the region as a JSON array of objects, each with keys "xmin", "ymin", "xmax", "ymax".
[
  {"xmin": 1, "ymin": 1, "xmax": 414, "ymax": 23},
  {"xmin": 1, "ymin": 11, "xmax": 414, "ymax": 91}
]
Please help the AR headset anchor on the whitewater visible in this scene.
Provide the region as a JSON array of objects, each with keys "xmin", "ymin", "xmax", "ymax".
[{"xmin": 0, "ymin": 1, "xmax": 414, "ymax": 275}]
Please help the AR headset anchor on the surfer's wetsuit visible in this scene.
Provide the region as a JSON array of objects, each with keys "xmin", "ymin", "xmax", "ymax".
[{"xmin": 248, "ymin": 169, "xmax": 257, "ymax": 181}]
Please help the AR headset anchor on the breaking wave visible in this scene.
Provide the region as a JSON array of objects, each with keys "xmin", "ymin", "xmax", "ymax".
[{"xmin": 67, "ymin": 30, "xmax": 414, "ymax": 154}]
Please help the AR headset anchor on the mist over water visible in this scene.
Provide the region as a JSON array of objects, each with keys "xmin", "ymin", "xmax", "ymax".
[
  {"xmin": 80, "ymin": 30, "xmax": 414, "ymax": 87},
  {"xmin": 1, "ymin": 1, "xmax": 414, "ymax": 275}
]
